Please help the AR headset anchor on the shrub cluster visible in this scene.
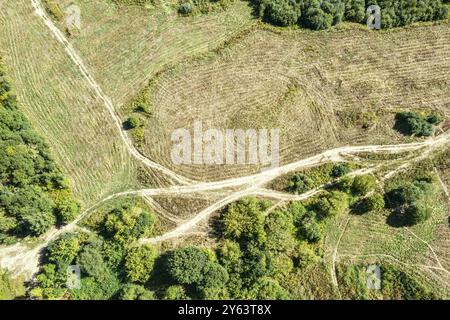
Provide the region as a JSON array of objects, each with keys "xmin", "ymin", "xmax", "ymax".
[
  {"xmin": 252, "ymin": 0, "xmax": 448, "ymax": 29},
  {"xmin": 395, "ymin": 111, "xmax": 443, "ymax": 137}
]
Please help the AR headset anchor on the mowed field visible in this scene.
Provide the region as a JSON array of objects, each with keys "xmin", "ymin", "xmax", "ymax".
[
  {"xmin": 135, "ymin": 22, "xmax": 450, "ymax": 181},
  {"xmin": 0, "ymin": 0, "xmax": 136, "ymax": 205},
  {"xmin": 53, "ymin": 0, "xmax": 255, "ymax": 106},
  {"xmin": 7, "ymin": 0, "xmax": 449, "ymax": 186}
]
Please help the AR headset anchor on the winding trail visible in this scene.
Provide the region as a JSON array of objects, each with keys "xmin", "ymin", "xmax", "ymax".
[
  {"xmin": 2, "ymin": 130, "xmax": 450, "ymax": 278},
  {"xmin": 30, "ymin": 0, "xmax": 191, "ymax": 185}
]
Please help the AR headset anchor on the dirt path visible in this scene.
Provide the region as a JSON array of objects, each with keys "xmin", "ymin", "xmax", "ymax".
[{"xmin": 2, "ymin": 132, "xmax": 450, "ymax": 279}]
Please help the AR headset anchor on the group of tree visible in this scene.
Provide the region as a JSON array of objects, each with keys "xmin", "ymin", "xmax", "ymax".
[
  {"xmin": 395, "ymin": 111, "xmax": 443, "ymax": 137},
  {"xmin": 289, "ymin": 162, "xmax": 353, "ymax": 194},
  {"xmin": 385, "ymin": 179, "xmax": 436, "ymax": 226},
  {"xmin": 104, "ymin": 197, "xmax": 324, "ymax": 300},
  {"xmin": 0, "ymin": 59, "xmax": 80, "ymax": 243},
  {"xmin": 31, "ymin": 203, "xmax": 157, "ymax": 300},
  {"xmin": 252, "ymin": 0, "xmax": 448, "ymax": 29}
]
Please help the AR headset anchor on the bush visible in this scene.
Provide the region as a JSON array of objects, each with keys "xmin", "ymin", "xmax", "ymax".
[
  {"xmin": 178, "ymin": 2, "xmax": 193, "ymax": 15},
  {"xmin": 351, "ymin": 174, "xmax": 377, "ymax": 196},
  {"xmin": 0, "ymin": 58, "xmax": 78, "ymax": 240},
  {"xmin": 217, "ymin": 240, "xmax": 243, "ymax": 273},
  {"xmin": 199, "ymin": 262, "xmax": 229, "ymax": 290},
  {"xmin": 264, "ymin": 210, "xmax": 296, "ymax": 253},
  {"xmin": 289, "ymin": 174, "xmax": 313, "ymax": 194},
  {"xmin": 252, "ymin": 0, "xmax": 448, "ymax": 30},
  {"xmin": 163, "ymin": 285, "xmax": 189, "ymax": 300},
  {"xmin": 426, "ymin": 112, "xmax": 443, "ymax": 125},
  {"xmin": 331, "ymin": 163, "xmax": 352, "ymax": 178},
  {"xmin": 395, "ymin": 111, "xmax": 440, "ymax": 137},
  {"xmin": 358, "ymin": 193, "xmax": 385, "ymax": 213},
  {"xmin": 104, "ymin": 205, "xmax": 155, "ymax": 245},
  {"xmin": 124, "ymin": 116, "xmax": 142, "ymax": 130},
  {"xmin": 344, "ymin": 0, "xmax": 366, "ymax": 22},
  {"xmin": 315, "ymin": 190, "xmax": 349, "ymax": 217}
]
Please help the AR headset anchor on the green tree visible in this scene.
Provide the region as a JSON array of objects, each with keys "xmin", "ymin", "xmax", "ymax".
[
  {"xmin": 0, "ymin": 269, "xmax": 25, "ymax": 300},
  {"xmin": 51, "ymin": 189, "xmax": 80, "ymax": 225},
  {"xmin": 167, "ymin": 247, "xmax": 209, "ymax": 285},
  {"xmin": 352, "ymin": 174, "xmax": 377, "ymax": 196},
  {"xmin": 119, "ymin": 283, "xmax": 155, "ymax": 300},
  {"xmin": 220, "ymin": 197, "xmax": 268, "ymax": 244},
  {"xmin": 104, "ymin": 205, "xmax": 155, "ymax": 245},
  {"xmin": 124, "ymin": 116, "xmax": 142, "ymax": 130},
  {"xmin": 124, "ymin": 245, "xmax": 158, "ymax": 283},
  {"xmin": 315, "ymin": 190, "xmax": 349, "ymax": 217},
  {"xmin": 357, "ymin": 193, "xmax": 386, "ymax": 214},
  {"xmin": 264, "ymin": 210, "xmax": 296, "ymax": 253},
  {"xmin": 331, "ymin": 163, "xmax": 352, "ymax": 178},
  {"xmin": 405, "ymin": 202, "xmax": 432, "ymax": 226},
  {"xmin": 289, "ymin": 174, "xmax": 313, "ymax": 194},
  {"xmin": 262, "ymin": 0, "xmax": 302, "ymax": 26},
  {"xmin": 163, "ymin": 285, "xmax": 190, "ymax": 300},
  {"xmin": 426, "ymin": 112, "xmax": 443, "ymax": 125},
  {"xmin": 246, "ymin": 277, "xmax": 289, "ymax": 299},
  {"xmin": 297, "ymin": 211, "xmax": 323, "ymax": 243},
  {"xmin": 217, "ymin": 240, "xmax": 243, "ymax": 273},
  {"xmin": 46, "ymin": 233, "xmax": 80, "ymax": 266},
  {"xmin": 76, "ymin": 242, "xmax": 108, "ymax": 279},
  {"xmin": 344, "ymin": 0, "xmax": 366, "ymax": 22}
]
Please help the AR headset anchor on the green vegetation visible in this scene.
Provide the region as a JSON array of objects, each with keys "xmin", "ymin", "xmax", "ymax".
[
  {"xmin": 0, "ymin": 59, "xmax": 79, "ymax": 243},
  {"xmin": 395, "ymin": 111, "xmax": 443, "ymax": 137},
  {"xmin": 42, "ymin": 0, "xmax": 64, "ymax": 21},
  {"xmin": 177, "ymin": 0, "xmax": 236, "ymax": 15},
  {"xmin": 124, "ymin": 245, "xmax": 158, "ymax": 283},
  {"xmin": 252, "ymin": 0, "xmax": 448, "ymax": 29},
  {"xmin": 33, "ymin": 195, "xmax": 342, "ymax": 300},
  {"xmin": 331, "ymin": 163, "xmax": 352, "ymax": 178},
  {"xmin": 289, "ymin": 174, "xmax": 313, "ymax": 194},
  {"xmin": 385, "ymin": 179, "xmax": 437, "ymax": 226},
  {"xmin": 283, "ymin": 162, "xmax": 356, "ymax": 194},
  {"xmin": 0, "ymin": 269, "xmax": 25, "ymax": 300},
  {"xmin": 32, "ymin": 201, "xmax": 157, "ymax": 300},
  {"xmin": 351, "ymin": 174, "xmax": 377, "ymax": 196}
]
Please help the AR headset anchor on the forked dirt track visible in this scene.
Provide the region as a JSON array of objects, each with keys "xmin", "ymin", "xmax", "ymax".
[{"xmin": 1, "ymin": 0, "xmax": 450, "ymax": 280}]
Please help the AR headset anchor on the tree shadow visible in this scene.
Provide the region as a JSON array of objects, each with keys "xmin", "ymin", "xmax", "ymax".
[{"xmin": 386, "ymin": 211, "xmax": 408, "ymax": 228}]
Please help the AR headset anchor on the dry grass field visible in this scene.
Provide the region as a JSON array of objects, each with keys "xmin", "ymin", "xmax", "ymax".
[
  {"xmin": 51, "ymin": 0, "xmax": 254, "ymax": 106},
  {"xmin": 127, "ymin": 21, "xmax": 450, "ymax": 182},
  {"xmin": 0, "ymin": 0, "xmax": 136, "ymax": 206}
]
